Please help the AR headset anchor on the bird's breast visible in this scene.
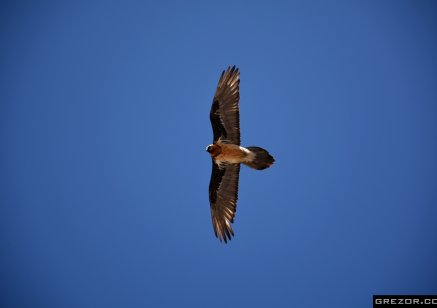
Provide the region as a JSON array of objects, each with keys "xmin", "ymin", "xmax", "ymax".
[{"xmin": 215, "ymin": 143, "xmax": 253, "ymax": 164}]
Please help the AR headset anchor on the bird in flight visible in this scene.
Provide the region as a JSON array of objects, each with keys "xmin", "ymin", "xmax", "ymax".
[{"xmin": 207, "ymin": 66, "xmax": 275, "ymax": 243}]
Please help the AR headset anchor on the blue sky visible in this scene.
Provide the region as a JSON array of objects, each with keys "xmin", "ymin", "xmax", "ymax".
[{"xmin": 1, "ymin": 1, "xmax": 437, "ymax": 307}]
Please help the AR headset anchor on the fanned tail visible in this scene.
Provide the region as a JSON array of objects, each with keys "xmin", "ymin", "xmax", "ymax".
[{"xmin": 243, "ymin": 146, "xmax": 275, "ymax": 170}]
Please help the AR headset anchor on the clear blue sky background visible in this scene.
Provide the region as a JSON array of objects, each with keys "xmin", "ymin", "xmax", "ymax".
[{"xmin": 1, "ymin": 1, "xmax": 436, "ymax": 307}]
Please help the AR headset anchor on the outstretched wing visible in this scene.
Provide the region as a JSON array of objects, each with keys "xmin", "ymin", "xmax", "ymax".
[
  {"xmin": 210, "ymin": 66, "xmax": 240, "ymax": 145},
  {"xmin": 209, "ymin": 161, "xmax": 240, "ymax": 243}
]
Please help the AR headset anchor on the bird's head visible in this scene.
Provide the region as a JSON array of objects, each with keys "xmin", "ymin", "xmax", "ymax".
[{"xmin": 206, "ymin": 144, "xmax": 221, "ymax": 156}]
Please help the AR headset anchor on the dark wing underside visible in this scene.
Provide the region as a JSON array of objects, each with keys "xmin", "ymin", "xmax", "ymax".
[
  {"xmin": 209, "ymin": 161, "xmax": 240, "ymax": 243},
  {"xmin": 210, "ymin": 66, "xmax": 240, "ymax": 145}
]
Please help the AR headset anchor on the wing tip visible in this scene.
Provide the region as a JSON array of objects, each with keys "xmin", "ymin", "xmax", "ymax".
[
  {"xmin": 212, "ymin": 215, "xmax": 235, "ymax": 244},
  {"xmin": 215, "ymin": 224, "xmax": 235, "ymax": 244},
  {"xmin": 216, "ymin": 232, "xmax": 233, "ymax": 244},
  {"xmin": 221, "ymin": 65, "xmax": 240, "ymax": 78}
]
